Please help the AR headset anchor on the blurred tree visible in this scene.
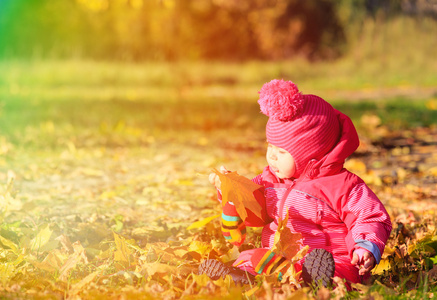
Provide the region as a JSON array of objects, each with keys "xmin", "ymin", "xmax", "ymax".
[
  {"xmin": 160, "ymin": 0, "xmax": 346, "ymax": 60},
  {"xmin": 168, "ymin": 1, "xmax": 260, "ymax": 60},
  {"xmin": 247, "ymin": 0, "xmax": 346, "ymax": 60},
  {"xmin": 6, "ymin": 0, "xmax": 430, "ymax": 61},
  {"xmin": 401, "ymin": 0, "xmax": 437, "ymax": 18}
]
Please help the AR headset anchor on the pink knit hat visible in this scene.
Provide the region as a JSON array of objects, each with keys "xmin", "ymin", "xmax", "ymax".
[{"xmin": 258, "ymin": 79, "xmax": 340, "ymax": 179}]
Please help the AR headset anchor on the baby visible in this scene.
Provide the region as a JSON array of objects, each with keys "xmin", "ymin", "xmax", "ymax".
[{"xmin": 205, "ymin": 79, "xmax": 392, "ymax": 287}]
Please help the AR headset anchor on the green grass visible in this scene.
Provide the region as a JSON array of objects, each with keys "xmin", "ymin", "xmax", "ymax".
[{"xmin": 1, "ymin": 57, "xmax": 436, "ymax": 147}]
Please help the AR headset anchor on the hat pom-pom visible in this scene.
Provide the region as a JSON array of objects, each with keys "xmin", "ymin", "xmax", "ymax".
[{"xmin": 258, "ymin": 79, "xmax": 304, "ymax": 121}]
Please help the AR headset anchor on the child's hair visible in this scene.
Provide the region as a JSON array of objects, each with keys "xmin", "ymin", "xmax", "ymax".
[{"xmin": 258, "ymin": 79, "xmax": 340, "ymax": 178}]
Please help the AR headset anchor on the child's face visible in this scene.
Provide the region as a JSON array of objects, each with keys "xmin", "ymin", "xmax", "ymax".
[{"xmin": 266, "ymin": 143, "xmax": 296, "ymax": 179}]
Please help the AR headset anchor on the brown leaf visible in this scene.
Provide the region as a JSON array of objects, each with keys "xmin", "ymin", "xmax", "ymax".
[
  {"xmin": 428, "ymin": 265, "xmax": 437, "ymax": 280},
  {"xmin": 213, "ymin": 169, "xmax": 262, "ymax": 220}
]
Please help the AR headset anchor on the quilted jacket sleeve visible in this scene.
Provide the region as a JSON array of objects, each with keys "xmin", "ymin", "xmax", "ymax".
[{"xmin": 342, "ymin": 183, "xmax": 392, "ymax": 263}]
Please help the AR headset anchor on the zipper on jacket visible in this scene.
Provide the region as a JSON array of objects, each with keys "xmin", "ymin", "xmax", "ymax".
[
  {"xmin": 276, "ymin": 158, "xmax": 318, "ymax": 223},
  {"xmin": 277, "ymin": 158, "xmax": 317, "ymax": 220},
  {"xmin": 316, "ymin": 208, "xmax": 323, "ymax": 225},
  {"xmin": 278, "ymin": 181, "xmax": 295, "ymax": 220}
]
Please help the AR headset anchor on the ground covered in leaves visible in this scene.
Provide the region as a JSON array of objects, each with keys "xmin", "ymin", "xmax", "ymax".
[{"xmin": 1, "ymin": 61, "xmax": 437, "ymax": 299}]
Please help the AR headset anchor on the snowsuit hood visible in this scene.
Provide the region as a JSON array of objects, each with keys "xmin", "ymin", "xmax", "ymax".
[{"xmin": 303, "ymin": 109, "xmax": 360, "ymax": 179}]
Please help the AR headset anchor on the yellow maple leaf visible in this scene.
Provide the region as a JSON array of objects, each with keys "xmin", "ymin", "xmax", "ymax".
[
  {"xmin": 371, "ymin": 258, "xmax": 391, "ymax": 275},
  {"xmin": 188, "ymin": 240, "xmax": 212, "ymax": 256},
  {"xmin": 113, "ymin": 232, "xmax": 134, "ymax": 269},
  {"xmin": 186, "ymin": 214, "xmax": 220, "ymax": 230},
  {"xmin": 213, "ymin": 169, "xmax": 263, "ymax": 221}
]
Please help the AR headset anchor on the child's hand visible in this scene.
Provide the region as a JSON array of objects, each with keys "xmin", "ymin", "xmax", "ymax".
[
  {"xmin": 351, "ymin": 248, "xmax": 375, "ymax": 275},
  {"xmin": 208, "ymin": 166, "xmax": 230, "ymax": 190}
]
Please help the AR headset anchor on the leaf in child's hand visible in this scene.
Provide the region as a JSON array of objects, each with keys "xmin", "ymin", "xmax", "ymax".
[
  {"xmin": 213, "ymin": 169, "xmax": 263, "ymax": 221},
  {"xmin": 271, "ymin": 212, "xmax": 305, "ymax": 261}
]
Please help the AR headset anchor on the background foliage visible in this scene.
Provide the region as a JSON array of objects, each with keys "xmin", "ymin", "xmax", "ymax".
[{"xmin": 1, "ymin": 0, "xmax": 436, "ymax": 61}]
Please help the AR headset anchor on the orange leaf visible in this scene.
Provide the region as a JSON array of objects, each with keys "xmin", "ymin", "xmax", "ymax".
[
  {"xmin": 213, "ymin": 169, "xmax": 263, "ymax": 221},
  {"xmin": 271, "ymin": 213, "xmax": 305, "ymax": 261}
]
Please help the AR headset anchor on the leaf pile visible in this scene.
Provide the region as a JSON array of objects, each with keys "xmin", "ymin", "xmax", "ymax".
[{"xmin": 0, "ymin": 123, "xmax": 436, "ymax": 299}]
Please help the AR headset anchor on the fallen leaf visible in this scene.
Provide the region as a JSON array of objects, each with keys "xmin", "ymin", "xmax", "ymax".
[
  {"xmin": 113, "ymin": 232, "xmax": 134, "ymax": 269},
  {"xmin": 188, "ymin": 240, "xmax": 212, "ymax": 256},
  {"xmin": 31, "ymin": 250, "xmax": 64, "ymax": 273},
  {"xmin": 372, "ymin": 259, "xmax": 391, "ymax": 275},
  {"xmin": 220, "ymin": 245, "xmax": 240, "ymax": 263},
  {"xmin": 332, "ymin": 276, "xmax": 348, "ymax": 299},
  {"xmin": 317, "ymin": 286, "xmax": 331, "ymax": 300},
  {"xmin": 59, "ymin": 241, "xmax": 88, "ymax": 281},
  {"xmin": 143, "ymin": 263, "xmax": 177, "ymax": 276},
  {"xmin": 243, "ymin": 285, "xmax": 260, "ymax": 298},
  {"xmin": 30, "ymin": 225, "xmax": 54, "ymax": 253},
  {"xmin": 0, "ymin": 235, "xmax": 18, "ymax": 253},
  {"xmin": 68, "ymin": 271, "xmax": 100, "ymax": 297},
  {"xmin": 280, "ymin": 263, "xmax": 302, "ymax": 288},
  {"xmin": 55, "ymin": 235, "xmax": 74, "ymax": 253},
  {"xmin": 192, "ymin": 273, "xmax": 210, "ymax": 287},
  {"xmin": 187, "ymin": 214, "xmax": 220, "ymax": 230},
  {"xmin": 428, "ymin": 264, "xmax": 437, "ymax": 279}
]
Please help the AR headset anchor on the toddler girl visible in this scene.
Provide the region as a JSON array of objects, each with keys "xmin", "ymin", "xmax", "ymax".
[{"xmin": 204, "ymin": 79, "xmax": 392, "ymax": 287}]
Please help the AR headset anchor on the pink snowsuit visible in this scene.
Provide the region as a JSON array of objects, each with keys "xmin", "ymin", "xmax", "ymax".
[{"xmin": 221, "ymin": 110, "xmax": 392, "ymax": 285}]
